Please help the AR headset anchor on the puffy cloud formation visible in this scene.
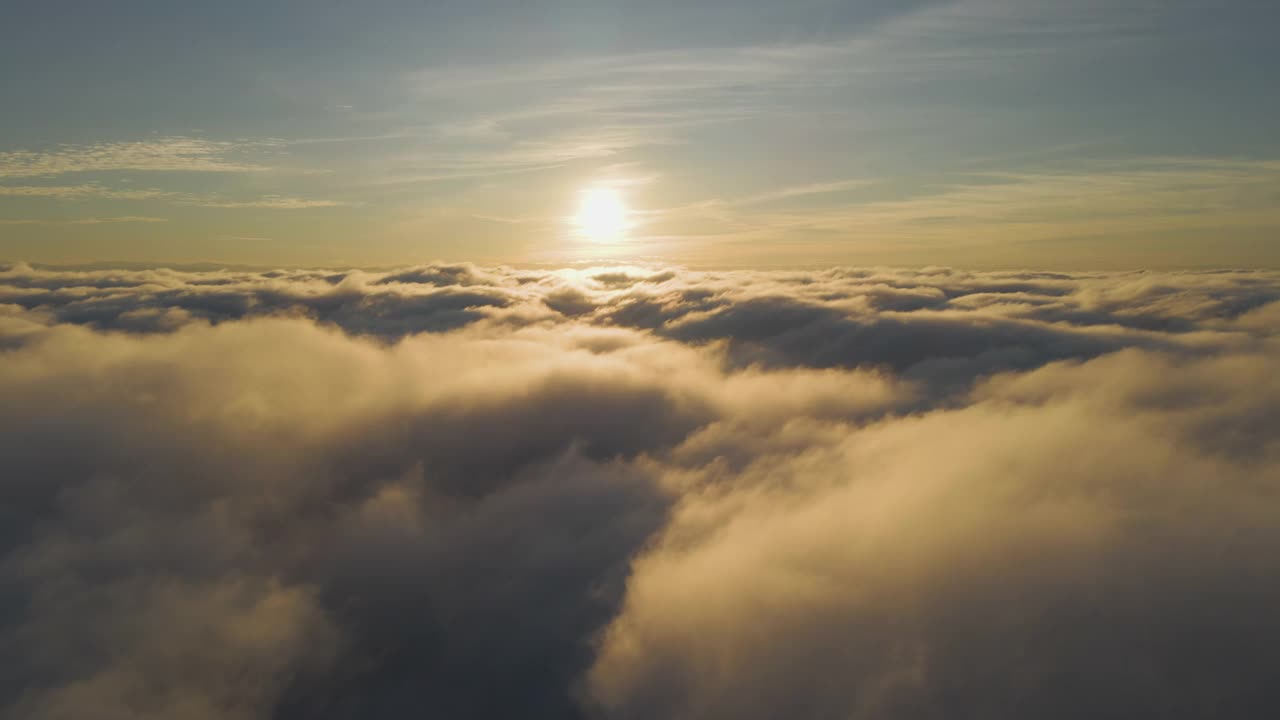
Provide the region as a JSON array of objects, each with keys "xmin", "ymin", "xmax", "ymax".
[{"xmin": 1, "ymin": 261, "xmax": 1278, "ymax": 719}]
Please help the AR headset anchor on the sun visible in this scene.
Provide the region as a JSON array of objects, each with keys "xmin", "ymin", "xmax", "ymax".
[{"xmin": 572, "ymin": 187, "xmax": 630, "ymax": 242}]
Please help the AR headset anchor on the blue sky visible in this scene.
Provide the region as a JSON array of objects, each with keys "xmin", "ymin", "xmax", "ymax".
[{"xmin": 2, "ymin": 0, "xmax": 1278, "ymax": 267}]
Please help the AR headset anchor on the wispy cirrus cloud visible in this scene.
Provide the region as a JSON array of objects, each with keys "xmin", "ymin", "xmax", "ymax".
[
  {"xmin": 177, "ymin": 196, "xmax": 354, "ymax": 209},
  {"xmin": 0, "ymin": 137, "xmax": 271, "ymax": 178},
  {"xmin": 0, "ymin": 216, "xmax": 168, "ymax": 225},
  {"xmin": 783, "ymin": 157, "xmax": 1280, "ymax": 238},
  {"xmin": 636, "ymin": 157, "xmax": 1280, "ymax": 259},
  {"xmin": 0, "ymin": 139, "xmax": 352, "ymax": 216},
  {"xmin": 736, "ymin": 179, "xmax": 873, "ymax": 206},
  {"xmin": 366, "ymin": 0, "xmax": 1161, "ymax": 189},
  {"xmin": 0, "ymin": 184, "xmax": 177, "ymax": 200},
  {"xmin": 0, "ymin": 183, "xmax": 351, "ymax": 210}
]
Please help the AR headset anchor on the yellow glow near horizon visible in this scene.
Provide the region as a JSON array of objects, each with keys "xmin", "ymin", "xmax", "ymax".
[{"xmin": 572, "ymin": 187, "xmax": 629, "ymax": 242}]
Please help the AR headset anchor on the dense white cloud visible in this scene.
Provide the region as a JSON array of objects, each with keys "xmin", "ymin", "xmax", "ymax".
[{"xmin": 0, "ymin": 262, "xmax": 1277, "ymax": 719}]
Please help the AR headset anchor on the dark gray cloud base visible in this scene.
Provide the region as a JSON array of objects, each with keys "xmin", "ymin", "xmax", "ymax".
[{"xmin": 1, "ymin": 262, "xmax": 1278, "ymax": 719}]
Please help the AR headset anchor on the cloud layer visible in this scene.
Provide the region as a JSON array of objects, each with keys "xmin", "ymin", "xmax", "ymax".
[{"xmin": 1, "ymin": 262, "xmax": 1278, "ymax": 719}]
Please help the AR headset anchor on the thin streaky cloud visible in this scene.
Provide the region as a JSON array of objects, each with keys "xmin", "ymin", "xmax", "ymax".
[
  {"xmin": 180, "ymin": 197, "xmax": 354, "ymax": 209},
  {"xmin": 633, "ymin": 157, "xmax": 1280, "ymax": 257},
  {"xmin": 737, "ymin": 180, "xmax": 873, "ymax": 206},
  {"xmin": 0, "ymin": 184, "xmax": 176, "ymax": 199},
  {"xmin": 0, "ymin": 138, "xmax": 271, "ymax": 178},
  {"xmin": 0, "ymin": 183, "xmax": 350, "ymax": 210},
  {"xmin": 363, "ymin": 1, "xmax": 1156, "ymax": 195},
  {"xmin": 0, "ymin": 216, "xmax": 168, "ymax": 225}
]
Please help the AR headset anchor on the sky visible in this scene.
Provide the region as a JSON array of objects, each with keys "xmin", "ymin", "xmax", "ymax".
[
  {"xmin": 5, "ymin": 4, "xmax": 1280, "ymax": 714},
  {"xmin": 1, "ymin": 0, "xmax": 1278, "ymax": 267}
]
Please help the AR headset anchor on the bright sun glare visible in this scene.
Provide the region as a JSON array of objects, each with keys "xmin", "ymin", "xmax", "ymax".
[{"xmin": 573, "ymin": 187, "xmax": 629, "ymax": 242}]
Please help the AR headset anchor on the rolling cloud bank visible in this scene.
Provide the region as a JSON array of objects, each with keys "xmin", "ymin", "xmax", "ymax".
[{"xmin": 2, "ymin": 261, "xmax": 1279, "ymax": 719}]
